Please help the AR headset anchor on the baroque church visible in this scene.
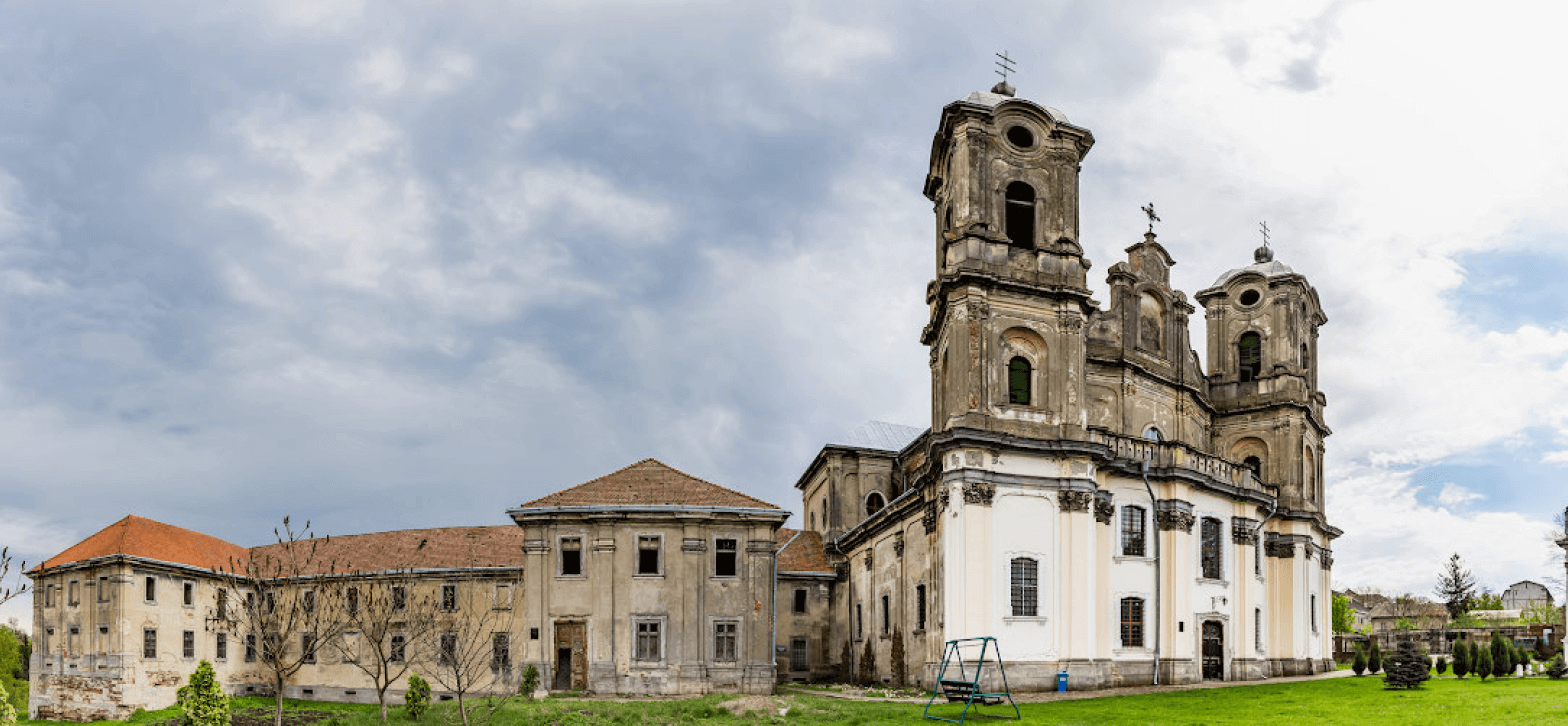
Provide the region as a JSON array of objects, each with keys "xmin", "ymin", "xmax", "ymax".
[{"xmin": 27, "ymin": 82, "xmax": 1336, "ymax": 718}]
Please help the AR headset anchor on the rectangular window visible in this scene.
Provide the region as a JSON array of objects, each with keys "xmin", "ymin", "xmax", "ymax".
[
  {"xmin": 390, "ymin": 634, "xmax": 406, "ymax": 663},
  {"xmin": 1200, "ymin": 518, "xmax": 1223, "ymax": 580},
  {"xmin": 494, "ymin": 583, "xmax": 513, "ymax": 611},
  {"xmin": 793, "ymin": 588, "xmax": 807, "ymax": 614},
  {"xmin": 264, "ymin": 591, "xmax": 276, "ymax": 614},
  {"xmin": 1120, "ymin": 598, "xmax": 1145, "ymax": 647},
  {"xmin": 183, "ymin": 581, "xmax": 194, "ymax": 607},
  {"xmin": 143, "ymin": 629, "xmax": 157, "ymax": 659},
  {"xmin": 790, "ymin": 637, "xmax": 808, "ymax": 671},
  {"xmin": 262, "ymin": 632, "xmax": 278, "ymax": 662},
  {"xmin": 1255, "ymin": 541, "xmax": 1262, "ymax": 577},
  {"xmin": 246, "ymin": 591, "xmax": 255, "ymax": 611},
  {"xmin": 217, "ymin": 589, "xmax": 229, "ymax": 620},
  {"xmin": 98, "ymin": 575, "xmax": 110, "ymax": 602},
  {"xmin": 391, "ymin": 586, "xmax": 407, "ymax": 612},
  {"xmin": 881, "ymin": 594, "xmax": 890, "ymax": 634},
  {"xmin": 145, "ymin": 576, "xmax": 157, "ymax": 603},
  {"xmin": 714, "ymin": 538, "xmax": 738, "ymax": 577},
  {"xmin": 42, "ymin": 628, "xmax": 52, "ymax": 654},
  {"xmin": 1311, "ymin": 595, "xmax": 1319, "ymax": 632},
  {"xmin": 245, "ymin": 634, "xmax": 257, "ymax": 662},
  {"xmin": 439, "ymin": 632, "xmax": 457, "ymax": 666},
  {"xmin": 97, "ymin": 624, "xmax": 108, "ymax": 651},
  {"xmin": 302, "ymin": 590, "xmax": 316, "ymax": 615},
  {"xmin": 302, "ymin": 632, "xmax": 317, "ymax": 664},
  {"xmin": 634, "ymin": 620, "xmax": 661, "ymax": 661},
  {"xmin": 345, "ymin": 587, "xmax": 359, "ymax": 617},
  {"xmin": 560, "ymin": 537, "xmax": 583, "ymax": 576},
  {"xmin": 68, "ymin": 580, "xmax": 79, "ymax": 606},
  {"xmin": 492, "ymin": 633, "xmax": 510, "ymax": 670},
  {"xmin": 637, "ymin": 536, "xmax": 661, "ymax": 575},
  {"xmin": 856, "ymin": 604, "xmax": 863, "ymax": 640},
  {"xmin": 44, "ymin": 583, "xmax": 53, "ymax": 608},
  {"xmin": 1255, "ymin": 608, "xmax": 1263, "ymax": 652},
  {"xmin": 441, "ymin": 584, "xmax": 457, "ymax": 612},
  {"xmin": 68, "ymin": 626, "xmax": 79, "ymax": 653},
  {"xmin": 216, "ymin": 632, "xmax": 228, "ymax": 661},
  {"xmin": 183, "ymin": 630, "xmax": 195, "ymax": 659},
  {"xmin": 713, "ymin": 621, "xmax": 737, "ymax": 662},
  {"xmin": 916, "ymin": 584, "xmax": 927, "ymax": 630},
  {"xmin": 1010, "ymin": 557, "xmax": 1038, "ymax": 617},
  {"xmin": 1121, "ymin": 506, "xmax": 1146, "ymax": 557}
]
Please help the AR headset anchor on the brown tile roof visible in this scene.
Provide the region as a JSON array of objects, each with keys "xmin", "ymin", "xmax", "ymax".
[
  {"xmin": 248, "ymin": 526, "xmax": 528, "ymax": 577},
  {"xmin": 33, "ymin": 515, "xmax": 250, "ymax": 574},
  {"xmin": 518, "ymin": 458, "xmax": 781, "ymax": 510},
  {"xmin": 775, "ymin": 529, "xmax": 833, "ymax": 573}
]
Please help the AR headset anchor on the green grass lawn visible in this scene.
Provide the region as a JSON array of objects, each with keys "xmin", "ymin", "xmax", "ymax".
[{"xmin": 16, "ymin": 677, "xmax": 1568, "ymax": 726}]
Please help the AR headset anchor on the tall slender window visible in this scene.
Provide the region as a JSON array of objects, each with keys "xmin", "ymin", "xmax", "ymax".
[
  {"xmin": 1201, "ymin": 518, "xmax": 1223, "ymax": 580},
  {"xmin": 1008, "ymin": 357, "xmax": 1031, "ymax": 405},
  {"xmin": 560, "ymin": 537, "xmax": 582, "ymax": 576},
  {"xmin": 881, "ymin": 594, "xmax": 890, "ymax": 635},
  {"xmin": 1255, "ymin": 541, "xmax": 1263, "ymax": 577},
  {"xmin": 916, "ymin": 584, "xmax": 927, "ymax": 630},
  {"xmin": 1255, "ymin": 608, "xmax": 1263, "ymax": 651},
  {"xmin": 1010, "ymin": 558, "xmax": 1038, "ymax": 617},
  {"xmin": 1004, "ymin": 182, "xmax": 1036, "ymax": 247},
  {"xmin": 1311, "ymin": 595, "xmax": 1319, "ymax": 632},
  {"xmin": 1121, "ymin": 506, "xmax": 1146, "ymax": 557},
  {"xmin": 1120, "ymin": 598, "xmax": 1144, "ymax": 647},
  {"xmin": 856, "ymin": 604, "xmax": 864, "ymax": 640},
  {"xmin": 637, "ymin": 536, "xmax": 661, "ymax": 575},
  {"xmin": 714, "ymin": 538, "xmax": 738, "ymax": 577},
  {"xmin": 1238, "ymin": 332, "xmax": 1262, "ymax": 382}
]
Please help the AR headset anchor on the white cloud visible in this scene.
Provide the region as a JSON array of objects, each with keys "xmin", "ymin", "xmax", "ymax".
[
  {"xmin": 1436, "ymin": 483, "xmax": 1483, "ymax": 508},
  {"xmin": 773, "ymin": 16, "xmax": 894, "ymax": 81},
  {"xmin": 1543, "ymin": 451, "xmax": 1568, "ymax": 465}
]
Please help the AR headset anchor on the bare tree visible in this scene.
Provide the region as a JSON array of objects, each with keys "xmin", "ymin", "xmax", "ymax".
[
  {"xmin": 213, "ymin": 518, "xmax": 351, "ymax": 726},
  {"xmin": 0, "ymin": 548, "xmax": 27, "ymax": 606},
  {"xmin": 338, "ymin": 570, "xmax": 439, "ymax": 722},
  {"xmin": 416, "ymin": 575, "xmax": 522, "ymax": 726}
]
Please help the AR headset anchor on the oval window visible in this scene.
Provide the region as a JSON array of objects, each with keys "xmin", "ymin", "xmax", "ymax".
[
  {"xmin": 1239, "ymin": 289, "xmax": 1261, "ymax": 306},
  {"xmin": 1006, "ymin": 125, "xmax": 1034, "ymax": 149},
  {"xmin": 865, "ymin": 492, "xmax": 886, "ymax": 516}
]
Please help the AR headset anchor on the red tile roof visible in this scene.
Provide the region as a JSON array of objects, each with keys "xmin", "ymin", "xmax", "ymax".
[
  {"xmin": 518, "ymin": 458, "xmax": 781, "ymax": 510},
  {"xmin": 775, "ymin": 528, "xmax": 833, "ymax": 573},
  {"xmin": 33, "ymin": 515, "xmax": 250, "ymax": 574},
  {"xmin": 248, "ymin": 526, "xmax": 527, "ymax": 577}
]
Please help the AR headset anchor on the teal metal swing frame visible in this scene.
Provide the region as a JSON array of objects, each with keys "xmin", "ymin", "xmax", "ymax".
[{"xmin": 922, "ymin": 637, "xmax": 1020, "ymax": 724}]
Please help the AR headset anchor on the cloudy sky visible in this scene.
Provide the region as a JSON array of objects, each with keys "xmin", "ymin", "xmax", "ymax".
[{"xmin": 4, "ymin": 0, "xmax": 1568, "ymax": 625}]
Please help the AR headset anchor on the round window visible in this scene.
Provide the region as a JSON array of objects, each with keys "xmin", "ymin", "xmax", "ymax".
[
  {"xmin": 1006, "ymin": 125, "xmax": 1035, "ymax": 149},
  {"xmin": 1239, "ymin": 289, "xmax": 1261, "ymax": 306}
]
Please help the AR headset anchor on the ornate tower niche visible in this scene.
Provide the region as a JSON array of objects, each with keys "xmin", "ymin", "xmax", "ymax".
[
  {"xmin": 920, "ymin": 84, "xmax": 1096, "ymax": 437},
  {"xmin": 1196, "ymin": 243, "xmax": 1329, "ymax": 514}
]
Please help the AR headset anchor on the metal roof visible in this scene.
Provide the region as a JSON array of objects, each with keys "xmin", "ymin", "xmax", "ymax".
[{"xmin": 828, "ymin": 420, "xmax": 925, "ymax": 453}]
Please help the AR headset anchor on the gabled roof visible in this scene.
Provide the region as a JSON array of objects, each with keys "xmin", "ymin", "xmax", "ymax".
[
  {"xmin": 775, "ymin": 528, "xmax": 833, "ymax": 573},
  {"xmin": 32, "ymin": 515, "xmax": 249, "ymax": 574},
  {"xmin": 248, "ymin": 526, "xmax": 527, "ymax": 577},
  {"xmin": 517, "ymin": 458, "xmax": 781, "ymax": 510}
]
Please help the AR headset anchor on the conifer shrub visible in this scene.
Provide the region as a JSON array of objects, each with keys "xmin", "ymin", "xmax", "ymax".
[
  {"xmin": 176, "ymin": 660, "xmax": 231, "ymax": 726},
  {"xmin": 889, "ymin": 630, "xmax": 907, "ymax": 687},
  {"xmin": 1382, "ymin": 639, "xmax": 1431, "ymax": 690},
  {"xmin": 405, "ymin": 673, "xmax": 431, "ymax": 720},
  {"xmin": 1435, "ymin": 656, "xmax": 1448, "ymax": 675},
  {"xmin": 1452, "ymin": 640, "xmax": 1470, "ymax": 678},
  {"xmin": 1476, "ymin": 644, "xmax": 1492, "ymax": 681},
  {"xmin": 1351, "ymin": 645, "xmax": 1367, "ymax": 676},
  {"xmin": 857, "ymin": 637, "xmax": 878, "ymax": 685},
  {"xmin": 1491, "ymin": 632, "xmax": 1511, "ymax": 679},
  {"xmin": 1546, "ymin": 654, "xmax": 1567, "ymax": 680},
  {"xmin": 1367, "ymin": 639, "xmax": 1382, "ymax": 674},
  {"xmin": 839, "ymin": 641, "xmax": 853, "ymax": 682}
]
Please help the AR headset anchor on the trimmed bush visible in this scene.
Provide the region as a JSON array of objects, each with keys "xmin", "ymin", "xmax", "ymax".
[
  {"xmin": 405, "ymin": 673, "xmax": 431, "ymax": 720},
  {"xmin": 858, "ymin": 635, "xmax": 878, "ymax": 685},
  {"xmin": 1383, "ymin": 639, "xmax": 1431, "ymax": 690},
  {"xmin": 1546, "ymin": 654, "xmax": 1567, "ymax": 680},
  {"xmin": 1352, "ymin": 646, "xmax": 1367, "ymax": 676},
  {"xmin": 1491, "ymin": 632, "xmax": 1511, "ymax": 679},
  {"xmin": 1435, "ymin": 656, "xmax": 1448, "ymax": 675},
  {"xmin": 1452, "ymin": 641, "xmax": 1470, "ymax": 678},
  {"xmin": 520, "ymin": 665, "xmax": 541, "ymax": 698},
  {"xmin": 176, "ymin": 660, "xmax": 231, "ymax": 726},
  {"xmin": 1476, "ymin": 643, "xmax": 1493, "ymax": 681},
  {"xmin": 1368, "ymin": 639, "xmax": 1383, "ymax": 674}
]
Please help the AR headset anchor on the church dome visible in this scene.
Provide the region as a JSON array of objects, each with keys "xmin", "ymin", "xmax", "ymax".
[{"xmin": 1209, "ymin": 252, "xmax": 1296, "ymax": 288}]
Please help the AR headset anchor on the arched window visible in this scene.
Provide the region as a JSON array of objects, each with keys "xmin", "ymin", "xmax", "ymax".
[
  {"xmin": 809, "ymin": 511, "xmax": 816, "ymax": 530},
  {"xmin": 1008, "ymin": 357, "xmax": 1031, "ymax": 405},
  {"xmin": 1200, "ymin": 517, "xmax": 1223, "ymax": 580},
  {"xmin": 1120, "ymin": 597, "xmax": 1145, "ymax": 647},
  {"xmin": 1142, "ymin": 426, "xmax": 1163, "ymax": 442},
  {"xmin": 1243, "ymin": 456, "xmax": 1262, "ymax": 480},
  {"xmin": 865, "ymin": 492, "xmax": 886, "ymax": 516},
  {"xmin": 1004, "ymin": 182, "xmax": 1035, "ymax": 248},
  {"xmin": 1010, "ymin": 557, "xmax": 1038, "ymax": 617},
  {"xmin": 1238, "ymin": 332, "xmax": 1262, "ymax": 382}
]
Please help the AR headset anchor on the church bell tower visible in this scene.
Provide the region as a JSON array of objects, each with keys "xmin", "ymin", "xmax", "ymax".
[{"xmin": 920, "ymin": 82, "xmax": 1097, "ymax": 438}]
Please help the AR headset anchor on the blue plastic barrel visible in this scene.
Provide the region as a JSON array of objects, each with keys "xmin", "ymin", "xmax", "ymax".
[{"xmin": 1057, "ymin": 670, "xmax": 1068, "ymax": 692}]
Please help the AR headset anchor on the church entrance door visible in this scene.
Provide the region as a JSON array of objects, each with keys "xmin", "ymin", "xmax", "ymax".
[
  {"xmin": 1201, "ymin": 621, "xmax": 1224, "ymax": 680},
  {"xmin": 553, "ymin": 621, "xmax": 587, "ymax": 691}
]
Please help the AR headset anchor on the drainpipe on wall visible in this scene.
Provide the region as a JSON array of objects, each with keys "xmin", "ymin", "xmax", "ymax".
[{"xmin": 1141, "ymin": 460, "xmax": 1160, "ymax": 687}]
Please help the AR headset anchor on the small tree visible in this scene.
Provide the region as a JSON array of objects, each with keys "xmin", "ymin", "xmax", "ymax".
[
  {"xmin": 1367, "ymin": 639, "xmax": 1383, "ymax": 674},
  {"xmin": 857, "ymin": 637, "xmax": 878, "ymax": 686},
  {"xmin": 0, "ymin": 626, "xmax": 26, "ymax": 716},
  {"xmin": 520, "ymin": 665, "xmax": 541, "ymax": 699},
  {"xmin": 1452, "ymin": 639, "xmax": 1470, "ymax": 678},
  {"xmin": 1435, "ymin": 656, "xmax": 1448, "ymax": 675},
  {"xmin": 1476, "ymin": 643, "xmax": 1492, "ymax": 681},
  {"xmin": 416, "ymin": 575, "xmax": 523, "ymax": 726},
  {"xmin": 1490, "ymin": 632, "xmax": 1512, "ymax": 679},
  {"xmin": 338, "ymin": 570, "xmax": 440, "ymax": 722},
  {"xmin": 1433, "ymin": 554, "xmax": 1477, "ymax": 620},
  {"xmin": 0, "ymin": 680, "xmax": 15, "ymax": 726},
  {"xmin": 1547, "ymin": 654, "xmax": 1567, "ymax": 679},
  {"xmin": 177, "ymin": 660, "xmax": 231, "ymax": 726},
  {"xmin": 889, "ymin": 630, "xmax": 907, "ymax": 688},
  {"xmin": 405, "ymin": 672, "xmax": 431, "ymax": 720},
  {"xmin": 1351, "ymin": 645, "xmax": 1367, "ymax": 675},
  {"xmin": 1332, "ymin": 594, "xmax": 1355, "ymax": 634},
  {"xmin": 1382, "ymin": 639, "xmax": 1431, "ymax": 689}
]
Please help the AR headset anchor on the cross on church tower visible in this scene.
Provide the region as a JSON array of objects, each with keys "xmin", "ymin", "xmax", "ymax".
[
  {"xmin": 1256, "ymin": 220, "xmax": 1274, "ymax": 263},
  {"xmin": 992, "ymin": 51, "xmax": 1017, "ymax": 96},
  {"xmin": 1141, "ymin": 203, "xmax": 1160, "ymax": 233}
]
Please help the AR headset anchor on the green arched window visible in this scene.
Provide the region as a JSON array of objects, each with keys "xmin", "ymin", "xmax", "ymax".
[
  {"xmin": 1008, "ymin": 357, "xmax": 1031, "ymax": 405},
  {"xmin": 1238, "ymin": 332, "xmax": 1262, "ymax": 382}
]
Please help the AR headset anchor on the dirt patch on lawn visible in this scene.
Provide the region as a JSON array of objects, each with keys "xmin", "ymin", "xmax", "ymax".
[{"xmin": 718, "ymin": 695, "xmax": 794, "ymax": 716}]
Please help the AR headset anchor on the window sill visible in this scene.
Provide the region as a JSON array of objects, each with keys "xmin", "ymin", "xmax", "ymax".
[
  {"xmin": 632, "ymin": 574, "xmax": 665, "ymax": 580},
  {"xmin": 1114, "ymin": 555, "xmax": 1153, "ymax": 564},
  {"xmin": 879, "ymin": 633, "xmax": 890, "ymax": 640},
  {"xmin": 1196, "ymin": 577, "xmax": 1229, "ymax": 587},
  {"xmin": 710, "ymin": 576, "xmax": 740, "ymax": 581},
  {"xmin": 1113, "ymin": 647, "xmax": 1152, "ymax": 657},
  {"xmin": 555, "ymin": 574, "xmax": 587, "ymax": 580},
  {"xmin": 1003, "ymin": 616, "xmax": 1047, "ymax": 624}
]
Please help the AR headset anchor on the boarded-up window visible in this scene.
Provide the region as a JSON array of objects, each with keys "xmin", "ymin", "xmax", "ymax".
[
  {"xmin": 1010, "ymin": 558, "xmax": 1038, "ymax": 617},
  {"xmin": 1008, "ymin": 357, "xmax": 1031, "ymax": 405}
]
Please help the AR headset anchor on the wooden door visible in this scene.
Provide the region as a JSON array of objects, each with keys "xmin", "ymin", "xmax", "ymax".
[
  {"xmin": 1201, "ymin": 621, "xmax": 1224, "ymax": 680},
  {"xmin": 553, "ymin": 621, "xmax": 587, "ymax": 691}
]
